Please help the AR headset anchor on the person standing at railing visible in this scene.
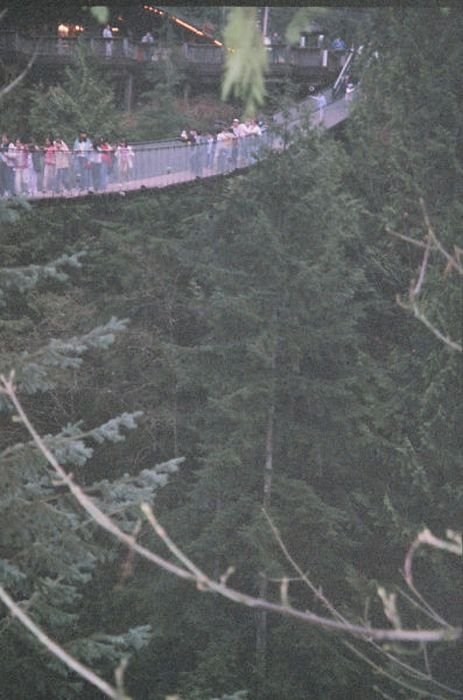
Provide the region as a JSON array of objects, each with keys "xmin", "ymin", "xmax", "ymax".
[
  {"xmin": 55, "ymin": 138, "xmax": 71, "ymax": 193},
  {"xmin": 271, "ymin": 31, "xmax": 283, "ymax": 64},
  {"xmin": 141, "ymin": 31, "xmax": 154, "ymax": 61},
  {"xmin": 26, "ymin": 138, "xmax": 41, "ymax": 196},
  {"xmin": 191, "ymin": 130, "xmax": 206, "ymax": 178},
  {"xmin": 232, "ymin": 117, "xmax": 248, "ymax": 166},
  {"xmin": 89, "ymin": 142, "xmax": 103, "ymax": 191},
  {"xmin": 205, "ymin": 132, "xmax": 216, "ymax": 171},
  {"xmin": 42, "ymin": 136, "xmax": 57, "ymax": 194},
  {"xmin": 115, "ymin": 140, "xmax": 134, "ymax": 183},
  {"xmin": 98, "ymin": 137, "xmax": 114, "ymax": 189},
  {"xmin": 102, "ymin": 24, "xmax": 113, "ymax": 58},
  {"xmin": 215, "ymin": 127, "xmax": 232, "ymax": 174},
  {"xmin": 73, "ymin": 130, "xmax": 93, "ymax": 191},
  {"xmin": 13, "ymin": 138, "xmax": 29, "ymax": 195},
  {"xmin": 244, "ymin": 118, "xmax": 262, "ymax": 164},
  {"xmin": 0, "ymin": 133, "xmax": 16, "ymax": 197},
  {"xmin": 229, "ymin": 119, "xmax": 241, "ymax": 169}
]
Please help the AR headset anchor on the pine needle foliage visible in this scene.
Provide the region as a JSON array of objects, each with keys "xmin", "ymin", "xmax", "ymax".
[
  {"xmin": 0, "ymin": 200, "xmax": 179, "ymax": 698},
  {"xmin": 28, "ymin": 44, "xmax": 121, "ymax": 142}
]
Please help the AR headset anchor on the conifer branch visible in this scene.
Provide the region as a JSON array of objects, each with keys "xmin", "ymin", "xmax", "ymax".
[
  {"xmin": 0, "ymin": 587, "xmax": 125, "ymax": 700},
  {"xmin": 1, "ymin": 375, "xmax": 460, "ymax": 667},
  {"xmin": 0, "ymin": 372, "xmax": 195, "ymax": 585}
]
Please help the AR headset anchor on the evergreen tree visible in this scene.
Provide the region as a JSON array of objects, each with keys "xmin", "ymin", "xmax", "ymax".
[
  {"xmin": 340, "ymin": 7, "xmax": 463, "ymax": 694},
  {"xmin": 123, "ymin": 130, "xmax": 387, "ymax": 699},
  {"xmin": 28, "ymin": 45, "xmax": 122, "ymax": 143},
  {"xmin": 0, "ymin": 199, "xmax": 180, "ymax": 699}
]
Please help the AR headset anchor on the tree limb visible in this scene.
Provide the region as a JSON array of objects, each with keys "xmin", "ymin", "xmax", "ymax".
[
  {"xmin": 1, "ymin": 374, "xmax": 460, "ymax": 654},
  {"xmin": 0, "ymin": 587, "xmax": 126, "ymax": 700}
]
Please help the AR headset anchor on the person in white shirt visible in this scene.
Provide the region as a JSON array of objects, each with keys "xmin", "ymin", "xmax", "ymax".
[
  {"xmin": 102, "ymin": 24, "xmax": 113, "ymax": 57},
  {"xmin": 244, "ymin": 119, "xmax": 262, "ymax": 164},
  {"xmin": 73, "ymin": 130, "xmax": 93, "ymax": 190},
  {"xmin": 115, "ymin": 140, "xmax": 134, "ymax": 182},
  {"xmin": 141, "ymin": 31, "xmax": 154, "ymax": 60}
]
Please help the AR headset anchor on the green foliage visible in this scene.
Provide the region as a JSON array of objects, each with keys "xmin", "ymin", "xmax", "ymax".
[
  {"xmin": 285, "ymin": 7, "xmax": 329, "ymax": 45},
  {"xmin": 28, "ymin": 45, "xmax": 121, "ymax": 142},
  {"xmin": 0, "ymin": 207, "xmax": 180, "ymax": 698},
  {"xmin": 221, "ymin": 7, "xmax": 267, "ymax": 117},
  {"xmin": 1, "ymin": 7, "xmax": 462, "ymax": 697},
  {"xmin": 89, "ymin": 6, "xmax": 110, "ymax": 25},
  {"xmin": 134, "ymin": 46, "xmax": 188, "ymax": 140}
]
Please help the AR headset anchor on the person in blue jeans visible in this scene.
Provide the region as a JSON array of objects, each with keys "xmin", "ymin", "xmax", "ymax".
[{"xmin": 72, "ymin": 130, "xmax": 93, "ymax": 190}]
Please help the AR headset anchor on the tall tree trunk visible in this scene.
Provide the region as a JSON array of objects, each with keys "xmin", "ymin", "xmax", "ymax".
[{"xmin": 256, "ymin": 338, "xmax": 277, "ymax": 697}]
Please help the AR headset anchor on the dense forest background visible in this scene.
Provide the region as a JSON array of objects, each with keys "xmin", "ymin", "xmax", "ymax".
[{"xmin": 0, "ymin": 6, "xmax": 462, "ymax": 700}]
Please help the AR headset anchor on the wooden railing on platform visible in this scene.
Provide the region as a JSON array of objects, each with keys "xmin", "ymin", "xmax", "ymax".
[{"xmin": 0, "ymin": 32, "xmax": 342, "ymax": 78}]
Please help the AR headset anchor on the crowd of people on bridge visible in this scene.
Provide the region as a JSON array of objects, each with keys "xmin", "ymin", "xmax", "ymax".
[
  {"xmin": 180, "ymin": 116, "xmax": 268, "ymax": 176},
  {"xmin": 0, "ymin": 115, "xmax": 271, "ymax": 198},
  {"xmin": 0, "ymin": 130, "xmax": 135, "ymax": 198}
]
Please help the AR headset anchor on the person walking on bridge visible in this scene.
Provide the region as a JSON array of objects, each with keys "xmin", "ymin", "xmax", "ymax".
[{"xmin": 311, "ymin": 89, "xmax": 327, "ymax": 126}]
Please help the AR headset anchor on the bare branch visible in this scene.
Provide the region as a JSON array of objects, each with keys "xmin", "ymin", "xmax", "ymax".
[
  {"xmin": 0, "ymin": 39, "xmax": 40, "ymax": 99},
  {"xmin": 263, "ymin": 511, "xmax": 463, "ymax": 697},
  {"xmin": 412, "ymin": 235, "xmax": 431, "ymax": 298},
  {"xmin": 0, "ymin": 372, "xmax": 195, "ymax": 585},
  {"xmin": 404, "ymin": 529, "xmax": 462, "ymax": 588},
  {"xmin": 386, "ymin": 226, "xmax": 430, "ymax": 249},
  {"xmin": 419, "ymin": 198, "xmax": 463, "ymax": 275},
  {"xmin": 396, "ymin": 297, "xmax": 463, "ymax": 353},
  {"xmin": 0, "ymin": 587, "xmax": 125, "ymax": 700},
  {"xmin": 389, "ymin": 198, "xmax": 462, "ymax": 352},
  {"xmin": 1, "ymin": 374, "xmax": 460, "ymax": 647}
]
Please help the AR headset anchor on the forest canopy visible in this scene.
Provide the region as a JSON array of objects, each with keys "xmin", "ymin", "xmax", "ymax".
[{"xmin": 0, "ymin": 6, "xmax": 462, "ymax": 700}]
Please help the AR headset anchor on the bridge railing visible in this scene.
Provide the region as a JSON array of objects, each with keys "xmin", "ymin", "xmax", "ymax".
[
  {"xmin": 183, "ymin": 43, "xmax": 341, "ymax": 71},
  {"xmin": 0, "ymin": 32, "xmax": 155, "ymax": 62},
  {"xmin": 0, "ymin": 31, "xmax": 343, "ymax": 74},
  {"xmin": 0, "ymin": 88, "xmax": 358, "ymax": 200}
]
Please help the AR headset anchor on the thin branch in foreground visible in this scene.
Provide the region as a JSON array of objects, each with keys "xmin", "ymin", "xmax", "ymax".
[
  {"xmin": 1, "ymin": 374, "xmax": 461, "ymax": 647},
  {"xmin": 263, "ymin": 510, "xmax": 463, "ymax": 698},
  {"xmin": 0, "ymin": 587, "xmax": 126, "ymax": 700},
  {"xmin": 140, "ymin": 503, "xmax": 460, "ymax": 643},
  {"xmin": 419, "ymin": 198, "xmax": 463, "ymax": 275},
  {"xmin": 404, "ymin": 529, "xmax": 462, "ymax": 587},
  {"xmin": 412, "ymin": 234, "xmax": 431, "ymax": 298},
  {"xmin": 0, "ymin": 372, "xmax": 195, "ymax": 585},
  {"xmin": 396, "ymin": 296, "xmax": 462, "ymax": 353},
  {"xmin": 0, "ymin": 40, "xmax": 41, "ymax": 99},
  {"xmin": 388, "ymin": 198, "xmax": 462, "ymax": 353}
]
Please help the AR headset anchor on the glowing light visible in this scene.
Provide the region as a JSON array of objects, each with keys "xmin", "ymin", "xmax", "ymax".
[
  {"xmin": 58, "ymin": 23, "xmax": 85, "ymax": 36},
  {"xmin": 144, "ymin": 5, "xmax": 165, "ymax": 15},
  {"xmin": 143, "ymin": 6, "xmax": 222, "ymax": 46},
  {"xmin": 171, "ymin": 16, "xmax": 204, "ymax": 37}
]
